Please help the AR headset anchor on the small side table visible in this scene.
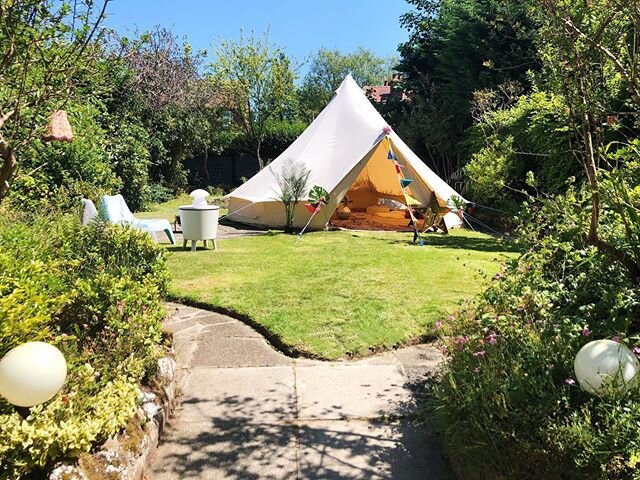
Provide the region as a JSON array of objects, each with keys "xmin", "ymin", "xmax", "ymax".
[{"xmin": 179, "ymin": 205, "xmax": 220, "ymax": 252}]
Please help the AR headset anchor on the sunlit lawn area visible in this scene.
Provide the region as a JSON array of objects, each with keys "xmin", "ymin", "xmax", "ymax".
[{"xmin": 165, "ymin": 228, "xmax": 519, "ymax": 359}]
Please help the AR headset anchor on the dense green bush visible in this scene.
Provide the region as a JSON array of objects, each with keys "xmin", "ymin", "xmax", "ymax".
[
  {"xmin": 8, "ymin": 102, "xmax": 121, "ymax": 213},
  {"xmin": 0, "ymin": 214, "xmax": 168, "ymax": 479},
  {"xmin": 464, "ymin": 92, "xmax": 576, "ymax": 208},
  {"xmin": 432, "ymin": 173, "xmax": 640, "ymax": 478}
]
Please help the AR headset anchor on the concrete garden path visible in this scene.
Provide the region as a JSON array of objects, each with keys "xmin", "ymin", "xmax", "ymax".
[{"xmin": 150, "ymin": 303, "xmax": 451, "ymax": 480}]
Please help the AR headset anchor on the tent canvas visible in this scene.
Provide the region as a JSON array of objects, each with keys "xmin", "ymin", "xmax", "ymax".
[{"xmin": 226, "ymin": 75, "xmax": 464, "ymax": 230}]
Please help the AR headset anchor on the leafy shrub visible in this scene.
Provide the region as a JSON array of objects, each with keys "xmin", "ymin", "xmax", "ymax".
[
  {"xmin": 8, "ymin": 102, "xmax": 121, "ymax": 213},
  {"xmin": 432, "ymin": 172, "xmax": 640, "ymax": 478},
  {"xmin": 147, "ymin": 182, "xmax": 175, "ymax": 205},
  {"xmin": 0, "ymin": 214, "xmax": 168, "ymax": 479},
  {"xmin": 106, "ymin": 118, "xmax": 153, "ymax": 212},
  {"xmin": 464, "ymin": 92, "xmax": 576, "ymax": 208}
]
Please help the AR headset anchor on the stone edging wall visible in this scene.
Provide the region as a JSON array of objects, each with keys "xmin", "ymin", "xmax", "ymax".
[{"xmin": 47, "ymin": 355, "xmax": 178, "ymax": 480}]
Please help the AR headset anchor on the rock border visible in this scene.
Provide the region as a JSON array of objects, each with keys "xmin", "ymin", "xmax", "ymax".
[{"xmin": 47, "ymin": 355, "xmax": 178, "ymax": 480}]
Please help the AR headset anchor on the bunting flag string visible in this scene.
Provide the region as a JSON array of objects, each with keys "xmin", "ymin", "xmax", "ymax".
[
  {"xmin": 385, "ymin": 135, "xmax": 421, "ymax": 243},
  {"xmin": 304, "ymin": 203, "xmax": 317, "ymax": 214}
]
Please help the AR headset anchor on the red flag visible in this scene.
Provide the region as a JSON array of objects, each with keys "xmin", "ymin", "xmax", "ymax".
[
  {"xmin": 304, "ymin": 203, "xmax": 316, "ymax": 214},
  {"xmin": 394, "ymin": 162, "xmax": 403, "ymax": 174}
]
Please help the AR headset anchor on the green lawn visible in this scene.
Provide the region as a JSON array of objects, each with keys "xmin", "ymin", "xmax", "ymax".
[
  {"xmin": 166, "ymin": 229, "xmax": 518, "ymax": 359},
  {"xmin": 137, "ymin": 194, "xmax": 228, "ymax": 222}
]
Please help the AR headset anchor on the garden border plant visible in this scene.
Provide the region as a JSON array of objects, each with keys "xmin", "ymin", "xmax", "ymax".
[{"xmin": 0, "ymin": 213, "xmax": 170, "ymax": 479}]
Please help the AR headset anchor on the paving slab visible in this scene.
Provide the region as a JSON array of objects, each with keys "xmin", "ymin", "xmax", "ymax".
[
  {"xmin": 150, "ymin": 303, "xmax": 449, "ymax": 479},
  {"xmin": 202, "ymin": 319, "xmax": 264, "ymax": 338},
  {"xmin": 192, "ymin": 334, "xmax": 292, "ymax": 368},
  {"xmin": 177, "ymin": 366, "xmax": 296, "ymax": 424},
  {"xmin": 165, "ymin": 304, "xmax": 217, "ymax": 323},
  {"xmin": 164, "ymin": 318, "xmax": 205, "ymax": 335},
  {"xmin": 152, "ymin": 420, "xmax": 297, "ymax": 480},
  {"xmin": 295, "ymin": 364, "xmax": 412, "ymax": 420},
  {"xmin": 298, "ymin": 420, "xmax": 450, "ymax": 480},
  {"xmin": 394, "ymin": 344, "xmax": 444, "ymax": 387}
]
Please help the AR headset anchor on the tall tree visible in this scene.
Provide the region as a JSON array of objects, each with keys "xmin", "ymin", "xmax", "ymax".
[
  {"xmin": 210, "ymin": 32, "xmax": 298, "ymax": 170},
  {"xmin": 537, "ymin": 0, "xmax": 640, "ymax": 281},
  {"xmin": 396, "ymin": 0, "xmax": 539, "ymax": 180},
  {"xmin": 0, "ymin": 0, "xmax": 110, "ymax": 202},
  {"xmin": 121, "ymin": 27, "xmax": 218, "ymax": 190},
  {"xmin": 299, "ymin": 47, "xmax": 396, "ymax": 120}
]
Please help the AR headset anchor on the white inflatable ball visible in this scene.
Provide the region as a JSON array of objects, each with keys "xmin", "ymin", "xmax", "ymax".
[
  {"xmin": 574, "ymin": 339, "xmax": 640, "ymax": 394},
  {"xmin": 0, "ymin": 342, "xmax": 67, "ymax": 407}
]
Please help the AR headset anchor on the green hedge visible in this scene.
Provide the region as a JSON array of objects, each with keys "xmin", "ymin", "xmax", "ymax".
[{"xmin": 0, "ymin": 214, "xmax": 169, "ymax": 479}]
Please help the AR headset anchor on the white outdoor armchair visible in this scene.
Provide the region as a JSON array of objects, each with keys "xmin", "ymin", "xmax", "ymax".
[{"xmin": 99, "ymin": 194, "xmax": 176, "ymax": 244}]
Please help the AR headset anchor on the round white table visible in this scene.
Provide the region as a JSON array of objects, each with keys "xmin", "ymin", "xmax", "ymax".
[{"xmin": 179, "ymin": 205, "xmax": 220, "ymax": 252}]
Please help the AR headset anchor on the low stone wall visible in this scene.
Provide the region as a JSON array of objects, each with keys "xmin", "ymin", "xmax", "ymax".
[{"xmin": 47, "ymin": 356, "xmax": 178, "ymax": 480}]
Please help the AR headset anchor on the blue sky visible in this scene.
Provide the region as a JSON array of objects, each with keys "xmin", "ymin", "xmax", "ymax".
[{"xmin": 105, "ymin": 0, "xmax": 412, "ymax": 78}]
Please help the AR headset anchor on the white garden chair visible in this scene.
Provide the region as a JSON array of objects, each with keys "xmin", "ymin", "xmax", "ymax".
[{"xmin": 98, "ymin": 194, "xmax": 176, "ymax": 244}]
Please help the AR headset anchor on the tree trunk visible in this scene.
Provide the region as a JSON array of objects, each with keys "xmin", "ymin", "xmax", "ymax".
[
  {"xmin": 582, "ymin": 119, "xmax": 600, "ymax": 244},
  {"xmin": 0, "ymin": 143, "xmax": 16, "ymax": 202},
  {"xmin": 577, "ymin": 68, "xmax": 600, "ymax": 244},
  {"xmin": 256, "ymin": 140, "xmax": 264, "ymax": 170},
  {"xmin": 203, "ymin": 146, "xmax": 210, "ymax": 183}
]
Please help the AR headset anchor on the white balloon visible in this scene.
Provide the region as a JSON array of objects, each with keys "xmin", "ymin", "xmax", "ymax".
[
  {"xmin": 574, "ymin": 339, "xmax": 640, "ymax": 394},
  {"xmin": 0, "ymin": 342, "xmax": 67, "ymax": 407}
]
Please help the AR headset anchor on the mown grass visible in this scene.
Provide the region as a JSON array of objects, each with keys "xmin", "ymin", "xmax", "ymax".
[{"xmin": 166, "ymin": 229, "xmax": 518, "ymax": 359}]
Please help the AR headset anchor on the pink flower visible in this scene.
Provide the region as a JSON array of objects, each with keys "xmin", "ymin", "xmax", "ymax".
[
  {"xmin": 565, "ymin": 378, "xmax": 576, "ymax": 386},
  {"xmin": 582, "ymin": 326, "xmax": 590, "ymax": 337},
  {"xmin": 473, "ymin": 350, "xmax": 486, "ymax": 357},
  {"xmin": 382, "ymin": 125, "xmax": 392, "ymax": 135},
  {"xmin": 612, "ymin": 335, "xmax": 620, "ymax": 343},
  {"xmin": 455, "ymin": 335, "xmax": 469, "ymax": 350},
  {"xmin": 633, "ymin": 347, "xmax": 640, "ymax": 358},
  {"xmin": 435, "ymin": 321, "xmax": 443, "ymax": 329},
  {"xmin": 486, "ymin": 333, "xmax": 499, "ymax": 346}
]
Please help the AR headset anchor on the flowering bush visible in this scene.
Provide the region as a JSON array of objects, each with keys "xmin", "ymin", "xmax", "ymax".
[
  {"xmin": 432, "ymin": 184, "xmax": 640, "ymax": 479},
  {"xmin": 0, "ymin": 214, "xmax": 168, "ymax": 479}
]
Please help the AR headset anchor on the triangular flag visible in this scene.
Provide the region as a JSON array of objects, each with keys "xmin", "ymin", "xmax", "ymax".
[
  {"xmin": 387, "ymin": 150, "xmax": 395, "ymax": 160},
  {"xmin": 304, "ymin": 203, "xmax": 316, "ymax": 214},
  {"xmin": 405, "ymin": 194, "xmax": 422, "ymax": 206},
  {"xmin": 394, "ymin": 162, "xmax": 403, "ymax": 174},
  {"xmin": 401, "ymin": 178, "xmax": 413, "ymax": 188}
]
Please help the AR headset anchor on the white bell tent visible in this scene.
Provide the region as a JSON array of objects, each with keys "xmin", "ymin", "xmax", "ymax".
[{"xmin": 226, "ymin": 75, "xmax": 464, "ymax": 230}]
